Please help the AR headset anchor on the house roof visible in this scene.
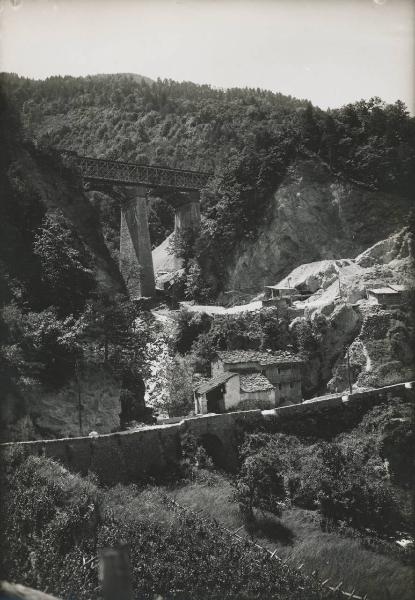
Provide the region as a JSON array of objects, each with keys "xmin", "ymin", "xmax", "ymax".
[
  {"xmin": 216, "ymin": 350, "xmax": 303, "ymax": 366},
  {"xmin": 265, "ymin": 285, "xmax": 294, "ymax": 291},
  {"xmin": 367, "ymin": 286, "xmax": 402, "ymax": 295},
  {"xmin": 194, "ymin": 371, "xmax": 238, "ymax": 395},
  {"xmin": 240, "ymin": 373, "xmax": 274, "ymax": 393}
]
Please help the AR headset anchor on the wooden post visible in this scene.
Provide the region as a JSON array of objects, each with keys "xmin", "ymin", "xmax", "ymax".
[
  {"xmin": 75, "ymin": 359, "xmax": 83, "ymax": 436},
  {"xmin": 346, "ymin": 347, "xmax": 353, "ymax": 394},
  {"xmin": 99, "ymin": 545, "xmax": 133, "ymax": 600}
]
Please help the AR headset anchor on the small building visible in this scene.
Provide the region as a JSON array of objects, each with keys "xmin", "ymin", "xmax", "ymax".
[
  {"xmin": 194, "ymin": 371, "xmax": 240, "ymax": 414},
  {"xmin": 265, "ymin": 285, "xmax": 297, "ymax": 299},
  {"xmin": 214, "ymin": 349, "xmax": 303, "ymax": 406},
  {"xmin": 194, "ymin": 349, "xmax": 303, "ymax": 414},
  {"xmin": 366, "ymin": 285, "xmax": 407, "ymax": 306},
  {"xmin": 262, "ymin": 285, "xmax": 296, "ymax": 308}
]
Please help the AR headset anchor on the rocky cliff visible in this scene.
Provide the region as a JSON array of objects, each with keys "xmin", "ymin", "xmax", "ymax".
[
  {"xmin": 1, "ymin": 365, "xmax": 122, "ymax": 441},
  {"xmin": 225, "ymin": 158, "xmax": 412, "ymax": 296},
  {"xmin": 280, "ymin": 228, "xmax": 414, "ymax": 395}
]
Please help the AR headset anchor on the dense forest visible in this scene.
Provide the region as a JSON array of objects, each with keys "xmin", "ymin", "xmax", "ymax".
[{"xmin": 2, "ymin": 73, "xmax": 415, "ymax": 296}]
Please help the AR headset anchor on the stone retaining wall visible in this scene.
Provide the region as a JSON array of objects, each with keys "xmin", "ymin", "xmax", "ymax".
[{"xmin": 1, "ymin": 382, "xmax": 412, "ymax": 483}]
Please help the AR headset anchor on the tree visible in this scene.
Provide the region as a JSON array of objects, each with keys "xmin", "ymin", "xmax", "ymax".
[
  {"xmin": 235, "ymin": 446, "xmax": 286, "ymax": 520},
  {"xmin": 318, "ymin": 442, "xmax": 401, "ymax": 533},
  {"xmin": 148, "ymin": 352, "xmax": 194, "ymax": 418},
  {"xmin": 34, "ymin": 211, "xmax": 95, "ymax": 316},
  {"xmin": 171, "ymin": 309, "xmax": 212, "ymax": 355},
  {"xmin": 184, "ymin": 259, "xmax": 212, "ymax": 303}
]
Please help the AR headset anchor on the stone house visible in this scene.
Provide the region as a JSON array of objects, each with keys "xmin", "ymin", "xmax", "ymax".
[{"xmin": 194, "ymin": 350, "xmax": 303, "ymax": 414}]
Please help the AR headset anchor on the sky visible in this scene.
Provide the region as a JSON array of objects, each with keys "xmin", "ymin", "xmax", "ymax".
[{"xmin": 0, "ymin": 0, "xmax": 413, "ymax": 111}]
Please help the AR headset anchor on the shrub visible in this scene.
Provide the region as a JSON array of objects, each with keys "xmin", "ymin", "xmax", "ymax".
[
  {"xmin": 318, "ymin": 444, "xmax": 403, "ymax": 534},
  {"xmin": 238, "ymin": 427, "xmax": 407, "ymax": 536},
  {"xmin": 0, "ymin": 455, "xmax": 99, "ymax": 599},
  {"xmin": 235, "ymin": 446, "xmax": 287, "ymax": 519},
  {"xmin": 179, "ymin": 432, "xmax": 214, "ymax": 479}
]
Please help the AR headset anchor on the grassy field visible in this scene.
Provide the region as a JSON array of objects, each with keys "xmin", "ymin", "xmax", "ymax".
[
  {"xmin": 157, "ymin": 471, "xmax": 413, "ymax": 600},
  {"xmin": 4, "ymin": 456, "xmax": 338, "ymax": 600}
]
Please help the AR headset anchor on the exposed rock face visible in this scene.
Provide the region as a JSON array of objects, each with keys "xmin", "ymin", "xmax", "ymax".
[
  {"xmin": 2, "ymin": 122, "xmax": 124, "ymax": 296},
  {"xmin": 355, "ymin": 227, "xmax": 414, "ymax": 267},
  {"xmin": 152, "ymin": 232, "xmax": 184, "ymax": 281},
  {"xmin": 283, "ymin": 228, "xmax": 414, "ymax": 396},
  {"xmin": 290, "ymin": 303, "xmax": 362, "ymax": 395},
  {"xmin": 225, "ymin": 158, "xmax": 411, "ymax": 294},
  {"xmin": 285, "ymin": 228, "xmax": 415, "ymax": 312},
  {"xmin": 1, "ymin": 365, "xmax": 122, "ymax": 441},
  {"xmin": 28, "ymin": 150, "xmax": 125, "ymax": 293},
  {"xmin": 328, "ymin": 304, "xmax": 415, "ymax": 393},
  {"xmin": 278, "ymin": 259, "xmax": 353, "ymax": 293},
  {"xmin": 1, "ymin": 110, "xmax": 129, "ymax": 441}
]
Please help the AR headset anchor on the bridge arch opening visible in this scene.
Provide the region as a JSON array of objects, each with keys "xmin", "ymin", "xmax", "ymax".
[{"xmin": 199, "ymin": 433, "xmax": 228, "ymax": 470}]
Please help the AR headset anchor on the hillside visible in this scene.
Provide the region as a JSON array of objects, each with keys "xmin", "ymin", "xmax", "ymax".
[
  {"xmin": 224, "ymin": 157, "xmax": 412, "ymax": 296},
  {"xmin": 2, "ymin": 73, "xmax": 414, "ymax": 299},
  {"xmin": 0, "ymin": 452, "xmax": 340, "ymax": 600},
  {"xmin": 1, "ymin": 73, "xmax": 414, "ymax": 436},
  {"xmin": 0, "ymin": 93, "xmax": 155, "ymax": 441}
]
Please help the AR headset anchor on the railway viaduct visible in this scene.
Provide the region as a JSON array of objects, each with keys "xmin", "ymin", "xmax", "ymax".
[{"xmin": 62, "ymin": 152, "xmax": 212, "ymax": 297}]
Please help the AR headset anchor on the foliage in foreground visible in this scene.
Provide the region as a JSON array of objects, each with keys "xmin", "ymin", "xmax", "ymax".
[{"xmin": 0, "ymin": 452, "xmax": 340, "ymax": 600}]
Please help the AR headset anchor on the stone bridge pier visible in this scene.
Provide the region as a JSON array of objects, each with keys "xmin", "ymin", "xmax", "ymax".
[
  {"xmin": 174, "ymin": 191, "xmax": 201, "ymax": 237},
  {"xmin": 119, "ymin": 186, "xmax": 155, "ymax": 298},
  {"xmin": 119, "ymin": 186, "xmax": 200, "ymax": 298}
]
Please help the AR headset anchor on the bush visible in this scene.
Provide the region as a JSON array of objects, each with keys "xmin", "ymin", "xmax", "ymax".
[
  {"xmin": 0, "ymin": 455, "xmax": 99, "ymax": 599},
  {"xmin": 239, "ymin": 433, "xmax": 324, "ymax": 510},
  {"xmin": 235, "ymin": 445, "xmax": 287, "ymax": 519},
  {"xmin": 318, "ymin": 444, "xmax": 403, "ymax": 534},
  {"xmin": 172, "ymin": 309, "xmax": 212, "ymax": 355},
  {"xmin": 238, "ymin": 425, "xmax": 407, "ymax": 536},
  {"xmin": 179, "ymin": 432, "xmax": 214, "ymax": 479}
]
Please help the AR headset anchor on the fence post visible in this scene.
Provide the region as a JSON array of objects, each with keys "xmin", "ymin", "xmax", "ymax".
[{"xmin": 99, "ymin": 544, "xmax": 133, "ymax": 600}]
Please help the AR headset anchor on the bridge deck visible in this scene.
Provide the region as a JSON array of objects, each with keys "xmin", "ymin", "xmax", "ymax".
[{"xmin": 61, "ymin": 151, "xmax": 212, "ymax": 191}]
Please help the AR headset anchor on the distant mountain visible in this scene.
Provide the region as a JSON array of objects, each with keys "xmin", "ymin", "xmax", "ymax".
[{"xmin": 84, "ymin": 72, "xmax": 154, "ymax": 84}]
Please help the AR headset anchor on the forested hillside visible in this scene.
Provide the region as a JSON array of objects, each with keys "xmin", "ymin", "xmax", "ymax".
[
  {"xmin": 3, "ymin": 72, "xmax": 415, "ymax": 191},
  {"xmin": 2, "ymin": 73, "xmax": 414, "ymax": 298}
]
